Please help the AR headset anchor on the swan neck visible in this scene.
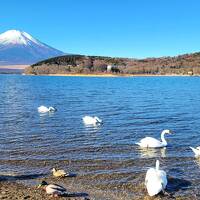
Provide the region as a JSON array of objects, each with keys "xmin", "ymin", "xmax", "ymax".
[
  {"xmin": 161, "ymin": 131, "xmax": 167, "ymax": 145},
  {"xmin": 156, "ymin": 160, "xmax": 159, "ymax": 170}
]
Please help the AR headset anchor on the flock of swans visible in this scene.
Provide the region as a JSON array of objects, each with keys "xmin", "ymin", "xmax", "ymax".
[
  {"xmin": 136, "ymin": 129, "xmax": 200, "ymax": 196},
  {"xmin": 37, "ymin": 105, "xmax": 199, "ymax": 197}
]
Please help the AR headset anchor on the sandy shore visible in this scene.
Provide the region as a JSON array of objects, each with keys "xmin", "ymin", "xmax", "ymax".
[
  {"xmin": 0, "ymin": 174, "xmax": 193, "ymax": 200},
  {"xmin": 0, "ymin": 181, "xmax": 89, "ymax": 200},
  {"xmin": 47, "ymin": 73, "xmax": 121, "ymax": 77},
  {"xmin": 26, "ymin": 73, "xmax": 198, "ymax": 77},
  {"xmin": 0, "ymin": 181, "xmax": 192, "ymax": 200}
]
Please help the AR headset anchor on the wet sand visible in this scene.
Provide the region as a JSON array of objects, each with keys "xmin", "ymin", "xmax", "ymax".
[
  {"xmin": 0, "ymin": 179, "xmax": 192, "ymax": 200},
  {"xmin": 0, "ymin": 168, "xmax": 194, "ymax": 200},
  {"xmin": 0, "ymin": 181, "xmax": 90, "ymax": 200}
]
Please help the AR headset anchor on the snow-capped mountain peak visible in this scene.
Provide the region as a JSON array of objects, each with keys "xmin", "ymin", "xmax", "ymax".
[
  {"xmin": 0, "ymin": 29, "xmax": 65, "ymax": 65},
  {"xmin": 0, "ymin": 29, "xmax": 41, "ymax": 46}
]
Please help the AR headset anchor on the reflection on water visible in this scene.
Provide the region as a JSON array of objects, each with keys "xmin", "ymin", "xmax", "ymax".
[
  {"xmin": 39, "ymin": 112, "xmax": 56, "ymax": 117},
  {"xmin": 1, "ymin": 75, "xmax": 200, "ymax": 199},
  {"xmin": 193, "ymin": 157, "xmax": 200, "ymax": 167},
  {"xmin": 83, "ymin": 125, "xmax": 102, "ymax": 133},
  {"xmin": 138, "ymin": 147, "xmax": 167, "ymax": 158}
]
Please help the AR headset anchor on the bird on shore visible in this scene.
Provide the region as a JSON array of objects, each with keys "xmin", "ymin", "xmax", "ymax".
[
  {"xmin": 82, "ymin": 116, "xmax": 102, "ymax": 126},
  {"xmin": 136, "ymin": 129, "xmax": 172, "ymax": 148},
  {"xmin": 190, "ymin": 146, "xmax": 200, "ymax": 157},
  {"xmin": 38, "ymin": 181, "xmax": 67, "ymax": 197},
  {"xmin": 38, "ymin": 105, "xmax": 57, "ymax": 113},
  {"xmin": 145, "ymin": 160, "xmax": 168, "ymax": 197},
  {"xmin": 52, "ymin": 168, "xmax": 69, "ymax": 178}
]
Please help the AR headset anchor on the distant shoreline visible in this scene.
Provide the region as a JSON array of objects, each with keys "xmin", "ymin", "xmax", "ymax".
[
  {"xmin": 24, "ymin": 73, "xmax": 198, "ymax": 77},
  {"xmin": 0, "ymin": 65, "xmax": 27, "ymax": 74},
  {"xmin": 0, "ymin": 65, "xmax": 28, "ymax": 69}
]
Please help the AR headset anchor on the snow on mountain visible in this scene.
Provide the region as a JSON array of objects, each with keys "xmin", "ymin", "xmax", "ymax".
[
  {"xmin": 0, "ymin": 30, "xmax": 65, "ymax": 65},
  {"xmin": 0, "ymin": 30, "xmax": 39, "ymax": 45}
]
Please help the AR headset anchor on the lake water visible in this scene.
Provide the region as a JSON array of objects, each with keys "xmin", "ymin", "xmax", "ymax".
[{"xmin": 1, "ymin": 75, "xmax": 200, "ymax": 199}]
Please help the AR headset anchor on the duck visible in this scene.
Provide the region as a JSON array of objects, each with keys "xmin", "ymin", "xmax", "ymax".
[
  {"xmin": 38, "ymin": 106, "xmax": 57, "ymax": 113},
  {"xmin": 145, "ymin": 160, "xmax": 167, "ymax": 197},
  {"xmin": 136, "ymin": 129, "xmax": 172, "ymax": 148},
  {"xmin": 82, "ymin": 116, "xmax": 102, "ymax": 126},
  {"xmin": 38, "ymin": 181, "xmax": 67, "ymax": 197},
  {"xmin": 52, "ymin": 168, "xmax": 69, "ymax": 178},
  {"xmin": 190, "ymin": 146, "xmax": 200, "ymax": 157}
]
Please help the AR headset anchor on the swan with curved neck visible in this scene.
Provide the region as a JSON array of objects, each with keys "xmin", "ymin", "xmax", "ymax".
[
  {"xmin": 82, "ymin": 116, "xmax": 102, "ymax": 126},
  {"xmin": 38, "ymin": 106, "xmax": 57, "ymax": 113},
  {"xmin": 145, "ymin": 160, "xmax": 168, "ymax": 196},
  {"xmin": 136, "ymin": 130, "xmax": 172, "ymax": 148}
]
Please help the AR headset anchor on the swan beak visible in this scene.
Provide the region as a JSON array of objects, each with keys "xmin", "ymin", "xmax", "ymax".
[{"xmin": 169, "ymin": 130, "xmax": 173, "ymax": 134}]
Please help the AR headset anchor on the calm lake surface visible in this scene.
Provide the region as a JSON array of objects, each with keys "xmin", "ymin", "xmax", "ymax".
[{"xmin": 1, "ymin": 75, "xmax": 200, "ymax": 199}]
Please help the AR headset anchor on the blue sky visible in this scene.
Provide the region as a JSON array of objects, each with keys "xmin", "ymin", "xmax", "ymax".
[{"xmin": 1, "ymin": 0, "xmax": 200, "ymax": 58}]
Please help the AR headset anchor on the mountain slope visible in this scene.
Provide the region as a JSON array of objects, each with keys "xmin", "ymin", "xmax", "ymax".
[{"xmin": 0, "ymin": 30, "xmax": 65, "ymax": 65}]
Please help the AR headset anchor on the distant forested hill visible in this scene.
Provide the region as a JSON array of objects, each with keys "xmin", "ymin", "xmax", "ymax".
[{"xmin": 25, "ymin": 53, "xmax": 200, "ymax": 75}]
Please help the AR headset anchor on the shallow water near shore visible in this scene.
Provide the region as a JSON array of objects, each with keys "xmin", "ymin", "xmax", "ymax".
[{"xmin": 1, "ymin": 75, "xmax": 200, "ymax": 199}]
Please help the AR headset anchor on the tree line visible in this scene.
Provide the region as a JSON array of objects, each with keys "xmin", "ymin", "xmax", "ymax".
[{"xmin": 24, "ymin": 53, "xmax": 200, "ymax": 75}]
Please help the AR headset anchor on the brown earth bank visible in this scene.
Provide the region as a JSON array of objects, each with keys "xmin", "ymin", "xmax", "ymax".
[{"xmin": 24, "ymin": 53, "xmax": 200, "ymax": 75}]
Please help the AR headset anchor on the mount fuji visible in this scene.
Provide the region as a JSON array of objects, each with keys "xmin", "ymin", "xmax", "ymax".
[{"xmin": 0, "ymin": 30, "xmax": 65, "ymax": 65}]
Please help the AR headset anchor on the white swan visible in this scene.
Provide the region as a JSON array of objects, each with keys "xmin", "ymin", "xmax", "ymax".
[
  {"xmin": 190, "ymin": 146, "xmax": 200, "ymax": 157},
  {"xmin": 145, "ymin": 160, "xmax": 167, "ymax": 197},
  {"xmin": 38, "ymin": 106, "xmax": 56, "ymax": 113},
  {"xmin": 82, "ymin": 116, "xmax": 102, "ymax": 126},
  {"xmin": 136, "ymin": 129, "xmax": 172, "ymax": 148}
]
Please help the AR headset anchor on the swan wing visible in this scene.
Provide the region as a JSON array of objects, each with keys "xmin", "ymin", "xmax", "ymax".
[
  {"xmin": 38, "ymin": 106, "xmax": 49, "ymax": 113},
  {"xmin": 190, "ymin": 147, "xmax": 200, "ymax": 156},
  {"xmin": 157, "ymin": 170, "xmax": 167, "ymax": 189},
  {"xmin": 137, "ymin": 137, "xmax": 163, "ymax": 148},
  {"xmin": 145, "ymin": 168, "xmax": 156, "ymax": 185},
  {"xmin": 83, "ymin": 116, "xmax": 95, "ymax": 124},
  {"xmin": 145, "ymin": 168, "xmax": 163, "ymax": 196}
]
